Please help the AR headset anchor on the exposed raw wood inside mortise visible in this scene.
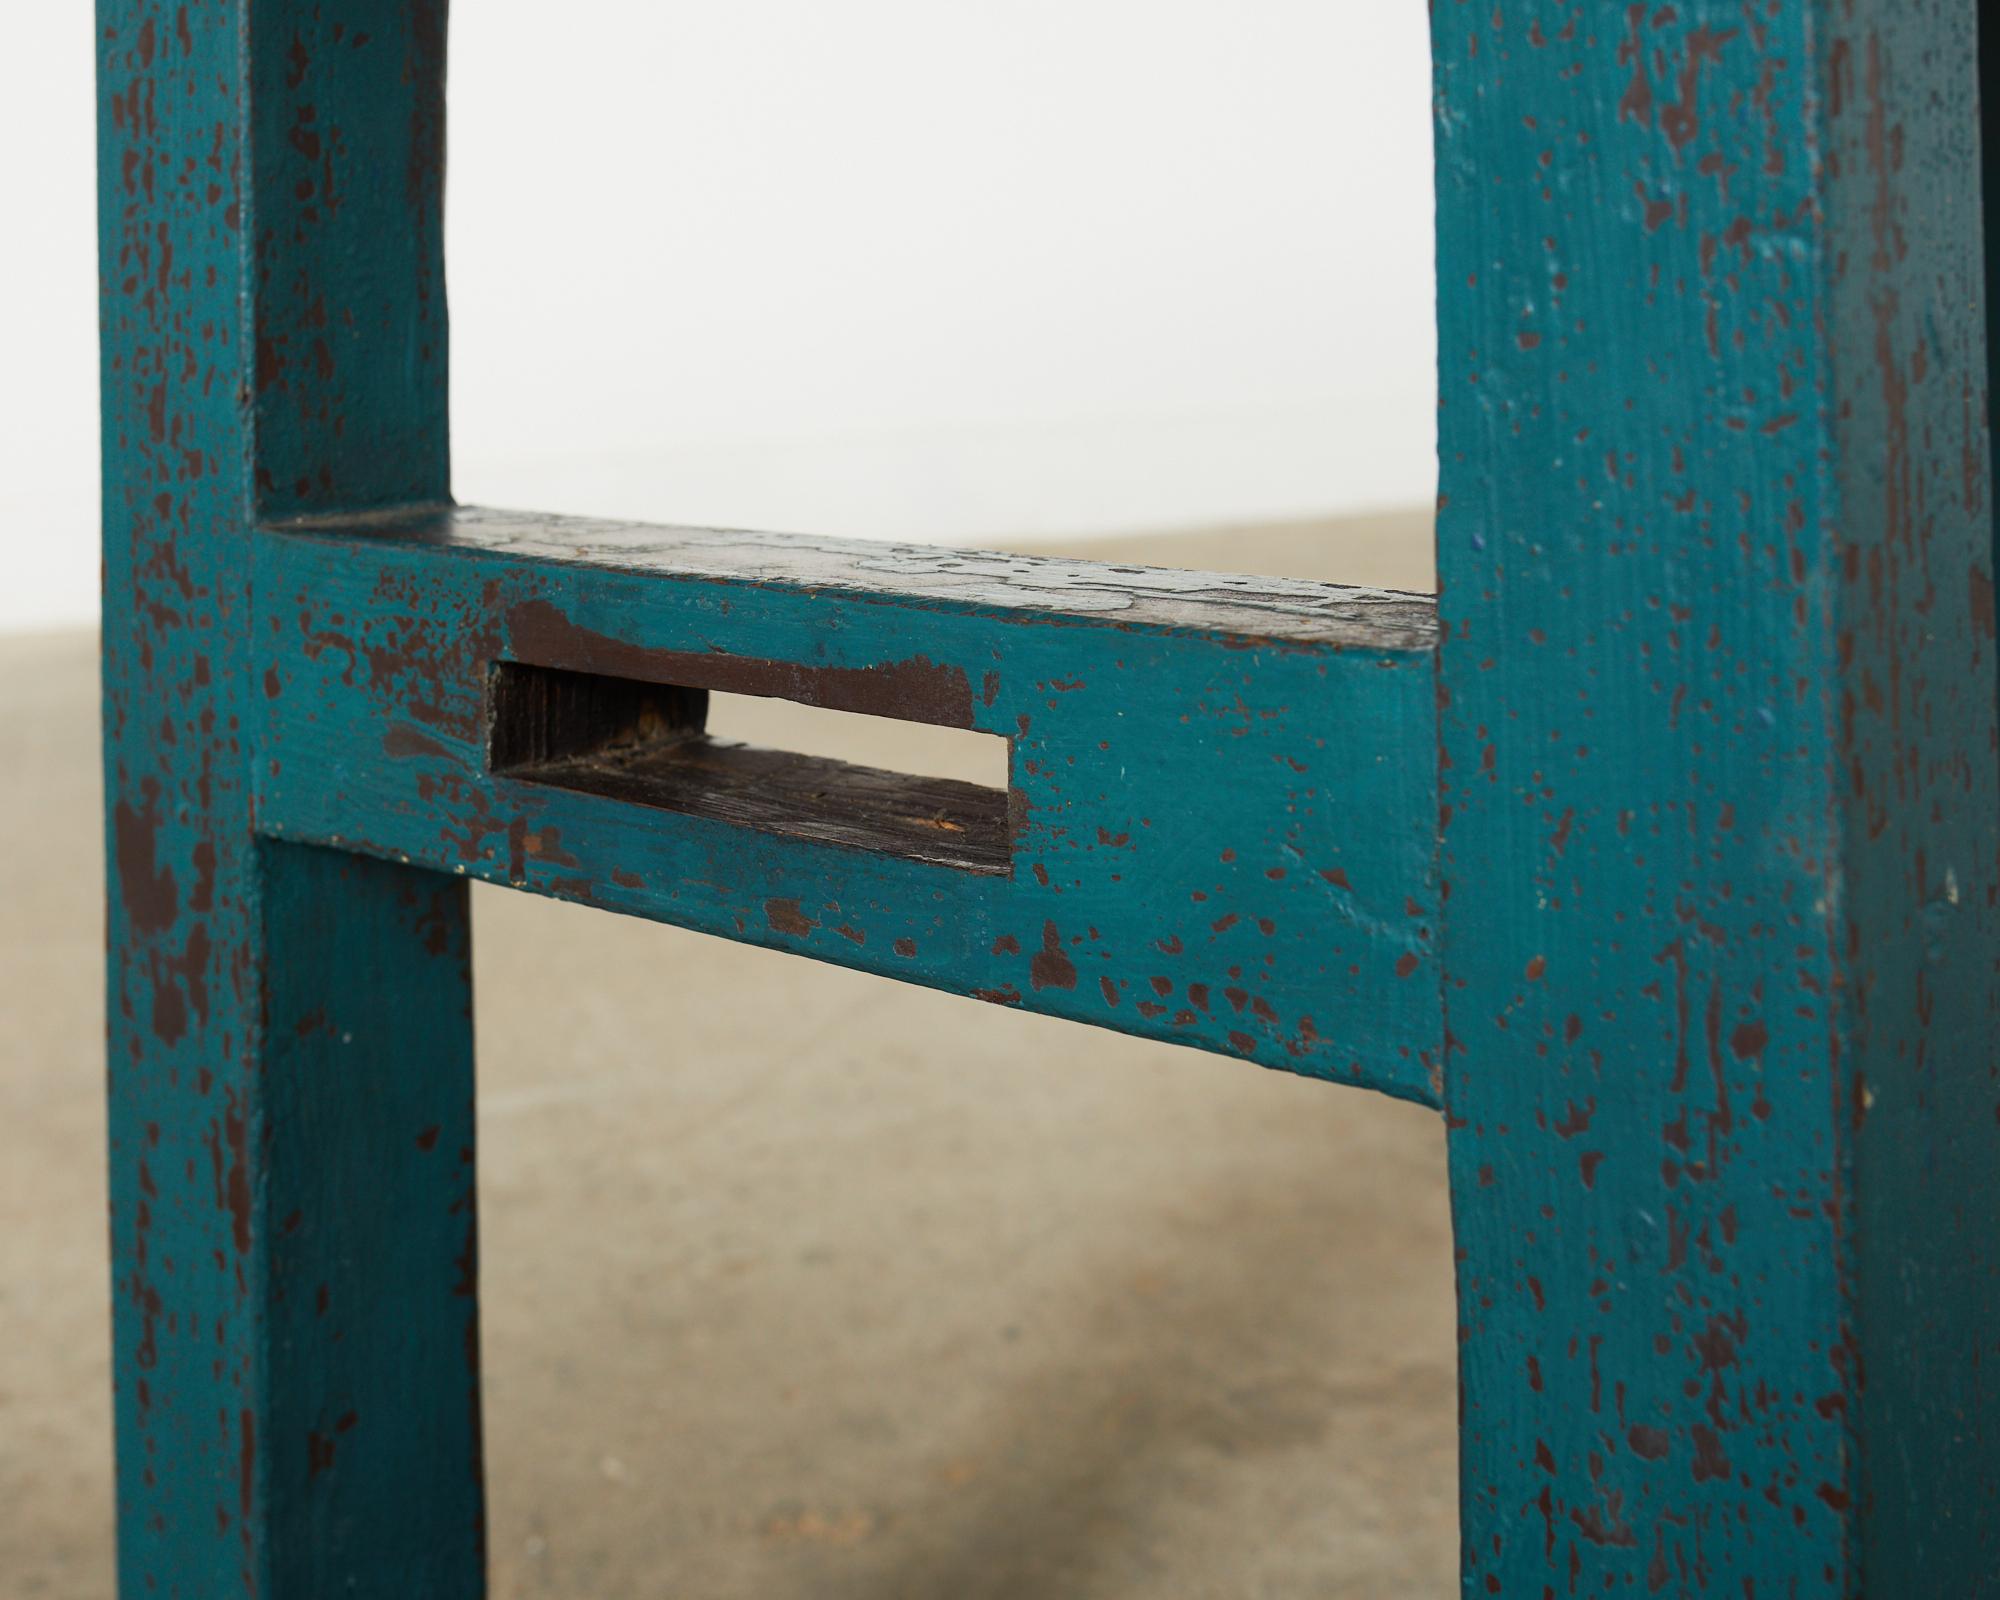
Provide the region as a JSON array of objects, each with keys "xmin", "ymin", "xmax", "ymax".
[
  {"xmin": 488, "ymin": 661, "xmax": 1012, "ymax": 876},
  {"xmin": 488, "ymin": 659, "xmax": 710, "ymax": 771}
]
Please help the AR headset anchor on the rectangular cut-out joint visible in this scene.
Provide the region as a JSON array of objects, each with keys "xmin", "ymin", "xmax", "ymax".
[{"xmin": 489, "ymin": 659, "xmax": 1013, "ymax": 875}]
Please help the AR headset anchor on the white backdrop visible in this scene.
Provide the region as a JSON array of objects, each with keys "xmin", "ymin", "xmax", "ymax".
[{"xmin": 1, "ymin": 2, "xmax": 1435, "ymax": 634}]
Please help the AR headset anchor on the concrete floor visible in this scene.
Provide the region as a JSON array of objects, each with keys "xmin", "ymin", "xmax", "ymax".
[{"xmin": 0, "ymin": 514, "xmax": 1456, "ymax": 1598}]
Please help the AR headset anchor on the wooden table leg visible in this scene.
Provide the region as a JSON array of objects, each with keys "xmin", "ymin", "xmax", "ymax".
[
  {"xmin": 99, "ymin": 4, "xmax": 485, "ymax": 1592},
  {"xmin": 1435, "ymin": 5, "xmax": 2000, "ymax": 1593}
]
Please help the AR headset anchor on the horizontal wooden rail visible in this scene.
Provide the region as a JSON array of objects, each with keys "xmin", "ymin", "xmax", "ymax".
[{"xmin": 253, "ymin": 506, "xmax": 1443, "ymax": 1105}]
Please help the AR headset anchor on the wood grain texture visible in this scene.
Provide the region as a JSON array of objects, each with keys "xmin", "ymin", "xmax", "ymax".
[
  {"xmin": 1434, "ymin": 3, "xmax": 2000, "ymax": 1594},
  {"xmin": 505, "ymin": 737, "xmax": 1017, "ymax": 878},
  {"xmin": 99, "ymin": 2, "xmax": 483, "ymax": 1593},
  {"xmin": 275, "ymin": 503, "xmax": 1441, "ymax": 651},
  {"xmin": 255, "ymin": 512, "xmax": 1444, "ymax": 1105}
]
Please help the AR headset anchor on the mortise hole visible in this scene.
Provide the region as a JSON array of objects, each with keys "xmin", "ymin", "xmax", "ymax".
[{"xmin": 489, "ymin": 661, "xmax": 1013, "ymax": 877}]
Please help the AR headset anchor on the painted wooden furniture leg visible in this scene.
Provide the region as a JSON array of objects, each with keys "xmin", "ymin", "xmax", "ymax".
[
  {"xmin": 99, "ymin": 1, "xmax": 2000, "ymax": 1596},
  {"xmin": 1435, "ymin": 4, "xmax": 2000, "ymax": 1594},
  {"xmin": 99, "ymin": 3, "xmax": 484, "ymax": 1593}
]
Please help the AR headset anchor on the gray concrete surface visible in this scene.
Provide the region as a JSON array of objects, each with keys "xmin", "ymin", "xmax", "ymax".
[{"xmin": 1, "ymin": 515, "xmax": 1455, "ymax": 1597}]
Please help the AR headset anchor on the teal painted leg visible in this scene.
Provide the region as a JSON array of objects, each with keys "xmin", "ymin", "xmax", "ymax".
[
  {"xmin": 99, "ymin": 1, "xmax": 481, "ymax": 1591},
  {"xmin": 108, "ymin": 843, "xmax": 481, "ymax": 1594},
  {"xmin": 1436, "ymin": 3, "xmax": 2000, "ymax": 1594},
  {"xmin": 257, "ymin": 845, "xmax": 483, "ymax": 1594}
]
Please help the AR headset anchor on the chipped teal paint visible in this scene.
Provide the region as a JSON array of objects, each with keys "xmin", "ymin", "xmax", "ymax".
[
  {"xmin": 248, "ymin": 0, "xmax": 449, "ymax": 517},
  {"xmin": 1435, "ymin": 2, "xmax": 2000, "ymax": 1596},
  {"xmin": 100, "ymin": 0, "xmax": 483, "ymax": 1593},
  {"xmin": 254, "ymin": 509, "xmax": 1442, "ymax": 1102},
  {"xmin": 102, "ymin": 0, "xmax": 2000, "ymax": 1594}
]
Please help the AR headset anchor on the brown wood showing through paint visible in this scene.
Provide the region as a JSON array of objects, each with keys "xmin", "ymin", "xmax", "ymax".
[
  {"xmin": 275, "ymin": 504, "xmax": 1441, "ymax": 652},
  {"xmin": 490, "ymin": 659, "xmax": 1013, "ymax": 875}
]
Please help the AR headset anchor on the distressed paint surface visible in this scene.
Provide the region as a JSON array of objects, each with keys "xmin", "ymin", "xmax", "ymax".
[
  {"xmin": 99, "ymin": 1, "xmax": 483, "ymax": 1593},
  {"xmin": 1434, "ymin": 3, "xmax": 2000, "ymax": 1595},
  {"xmin": 102, "ymin": 0, "xmax": 2000, "ymax": 1591},
  {"xmin": 255, "ymin": 509, "xmax": 1444, "ymax": 1104}
]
